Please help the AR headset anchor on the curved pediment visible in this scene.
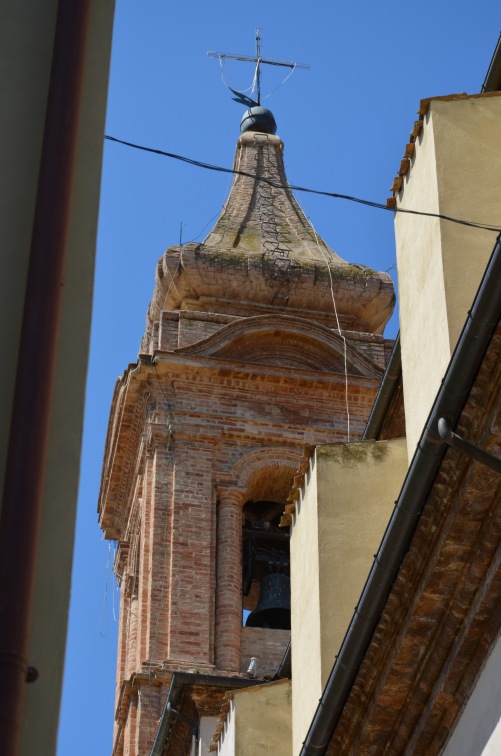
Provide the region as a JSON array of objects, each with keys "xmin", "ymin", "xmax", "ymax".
[{"xmin": 173, "ymin": 315, "xmax": 383, "ymax": 377}]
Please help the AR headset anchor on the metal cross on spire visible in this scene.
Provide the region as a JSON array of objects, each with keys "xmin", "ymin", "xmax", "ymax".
[{"xmin": 207, "ymin": 29, "xmax": 309, "ymax": 106}]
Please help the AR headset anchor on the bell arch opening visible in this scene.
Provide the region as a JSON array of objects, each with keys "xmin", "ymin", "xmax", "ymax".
[{"xmin": 240, "ymin": 464, "xmax": 294, "ymax": 630}]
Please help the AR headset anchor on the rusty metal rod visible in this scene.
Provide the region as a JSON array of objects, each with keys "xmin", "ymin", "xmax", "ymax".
[{"xmin": 0, "ymin": 1, "xmax": 91, "ymax": 752}]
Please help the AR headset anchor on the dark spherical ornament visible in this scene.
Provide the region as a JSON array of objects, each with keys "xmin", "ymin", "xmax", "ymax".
[{"xmin": 240, "ymin": 106, "xmax": 277, "ymax": 135}]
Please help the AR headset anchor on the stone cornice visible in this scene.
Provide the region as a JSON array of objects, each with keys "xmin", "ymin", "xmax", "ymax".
[
  {"xmin": 98, "ymin": 367, "xmax": 149, "ymax": 539},
  {"xmin": 157, "ymin": 244, "xmax": 394, "ymax": 335},
  {"xmin": 171, "ymin": 313, "xmax": 384, "ymax": 377},
  {"xmin": 152, "ymin": 350, "xmax": 382, "ymax": 388}
]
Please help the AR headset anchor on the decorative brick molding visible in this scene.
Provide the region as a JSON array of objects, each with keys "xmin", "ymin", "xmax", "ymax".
[
  {"xmin": 231, "ymin": 447, "xmax": 303, "ymax": 492},
  {"xmin": 215, "ymin": 489, "xmax": 246, "ymax": 672}
]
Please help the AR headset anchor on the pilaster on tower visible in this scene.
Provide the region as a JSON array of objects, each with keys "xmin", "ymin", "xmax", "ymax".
[{"xmin": 98, "ymin": 107, "xmax": 395, "ymax": 755}]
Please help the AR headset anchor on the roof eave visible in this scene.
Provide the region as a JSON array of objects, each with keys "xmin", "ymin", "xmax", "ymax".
[{"xmin": 300, "ymin": 232, "xmax": 501, "ymax": 755}]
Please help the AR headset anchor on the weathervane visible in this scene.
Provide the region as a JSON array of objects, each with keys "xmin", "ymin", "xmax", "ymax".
[{"xmin": 207, "ymin": 29, "xmax": 309, "ymax": 107}]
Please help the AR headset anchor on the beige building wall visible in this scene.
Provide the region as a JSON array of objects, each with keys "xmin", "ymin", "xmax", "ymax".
[
  {"xmin": 394, "ymin": 93, "xmax": 501, "ymax": 459},
  {"xmin": 290, "ymin": 453, "xmax": 322, "ymax": 754},
  {"xmin": 0, "ymin": 3, "xmax": 116, "ymax": 753},
  {"xmin": 217, "ymin": 681, "xmax": 292, "ymax": 756},
  {"xmin": 291, "ymin": 440, "xmax": 407, "ymax": 754}
]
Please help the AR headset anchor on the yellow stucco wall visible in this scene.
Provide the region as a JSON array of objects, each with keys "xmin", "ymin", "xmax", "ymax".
[
  {"xmin": 395, "ymin": 93, "xmax": 501, "ymax": 459},
  {"xmin": 218, "ymin": 680, "xmax": 292, "ymax": 756},
  {"xmin": 291, "ymin": 439, "xmax": 407, "ymax": 754},
  {"xmin": 290, "ymin": 453, "xmax": 322, "ymax": 754}
]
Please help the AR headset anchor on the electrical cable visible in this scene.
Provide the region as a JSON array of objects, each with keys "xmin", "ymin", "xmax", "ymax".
[
  {"xmin": 292, "ymin": 192, "xmax": 352, "ymax": 442},
  {"xmin": 104, "ymin": 134, "xmax": 501, "ymax": 233}
]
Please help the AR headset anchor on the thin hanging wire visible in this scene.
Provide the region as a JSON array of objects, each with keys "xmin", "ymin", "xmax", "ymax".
[
  {"xmin": 262, "ymin": 63, "xmax": 297, "ymax": 101},
  {"xmin": 281, "ymin": 176, "xmax": 352, "ymax": 441},
  {"xmin": 99, "ymin": 539, "xmax": 111, "ymax": 637},
  {"xmin": 112, "ymin": 541, "xmax": 118, "ymax": 622},
  {"xmin": 218, "ymin": 54, "xmax": 257, "ymax": 94}
]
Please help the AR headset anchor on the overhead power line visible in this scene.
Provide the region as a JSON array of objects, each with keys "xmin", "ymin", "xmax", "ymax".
[{"xmin": 104, "ymin": 134, "xmax": 501, "ymax": 234}]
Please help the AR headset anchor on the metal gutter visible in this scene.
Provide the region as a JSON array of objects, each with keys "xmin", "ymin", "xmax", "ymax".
[
  {"xmin": 150, "ymin": 673, "xmax": 260, "ymax": 756},
  {"xmin": 362, "ymin": 333, "xmax": 401, "ymax": 441},
  {"xmin": 482, "ymin": 31, "xmax": 501, "ymax": 92},
  {"xmin": 300, "ymin": 233, "xmax": 501, "ymax": 755}
]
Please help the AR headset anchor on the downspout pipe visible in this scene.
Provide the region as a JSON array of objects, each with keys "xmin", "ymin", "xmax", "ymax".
[
  {"xmin": 275, "ymin": 641, "xmax": 292, "ymax": 680},
  {"xmin": 150, "ymin": 673, "xmax": 261, "ymax": 756},
  {"xmin": 165, "ymin": 703, "xmax": 199, "ymax": 745},
  {"xmin": 300, "ymin": 233, "xmax": 501, "ymax": 755},
  {"xmin": 482, "ymin": 31, "xmax": 501, "ymax": 92},
  {"xmin": 0, "ymin": 3, "xmax": 91, "ymax": 753},
  {"xmin": 362, "ymin": 334, "xmax": 401, "ymax": 441}
]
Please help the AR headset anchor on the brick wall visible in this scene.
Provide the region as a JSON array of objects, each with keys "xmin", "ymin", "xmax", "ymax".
[
  {"xmin": 107, "ymin": 360, "xmax": 380, "ymax": 754},
  {"xmin": 240, "ymin": 627, "xmax": 290, "ymax": 678}
]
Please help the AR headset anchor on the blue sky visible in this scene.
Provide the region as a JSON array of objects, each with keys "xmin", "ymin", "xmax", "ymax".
[{"xmin": 57, "ymin": 2, "xmax": 501, "ymax": 753}]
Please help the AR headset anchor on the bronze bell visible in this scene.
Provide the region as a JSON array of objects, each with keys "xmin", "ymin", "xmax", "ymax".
[{"xmin": 245, "ymin": 570, "xmax": 291, "ymax": 630}]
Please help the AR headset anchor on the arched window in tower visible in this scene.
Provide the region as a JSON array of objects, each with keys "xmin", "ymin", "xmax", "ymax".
[{"xmin": 242, "ymin": 500, "xmax": 291, "ymax": 630}]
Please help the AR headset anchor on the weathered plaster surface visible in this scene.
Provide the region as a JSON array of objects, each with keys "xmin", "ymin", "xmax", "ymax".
[
  {"xmin": 290, "ymin": 453, "xmax": 321, "ymax": 754},
  {"xmin": 291, "ymin": 439, "xmax": 407, "ymax": 754},
  {"xmin": 218, "ymin": 680, "xmax": 292, "ymax": 756},
  {"xmin": 395, "ymin": 93, "xmax": 501, "ymax": 459}
]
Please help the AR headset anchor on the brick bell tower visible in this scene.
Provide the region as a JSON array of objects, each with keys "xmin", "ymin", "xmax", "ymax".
[{"xmin": 98, "ymin": 106, "xmax": 395, "ymax": 755}]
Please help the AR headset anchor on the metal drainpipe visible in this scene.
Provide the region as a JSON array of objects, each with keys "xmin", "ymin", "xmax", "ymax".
[
  {"xmin": 0, "ymin": 2, "xmax": 91, "ymax": 753},
  {"xmin": 275, "ymin": 641, "xmax": 292, "ymax": 680},
  {"xmin": 482, "ymin": 31, "xmax": 501, "ymax": 92},
  {"xmin": 166, "ymin": 703, "xmax": 199, "ymax": 748},
  {"xmin": 362, "ymin": 334, "xmax": 401, "ymax": 441},
  {"xmin": 150, "ymin": 673, "xmax": 262, "ymax": 756}
]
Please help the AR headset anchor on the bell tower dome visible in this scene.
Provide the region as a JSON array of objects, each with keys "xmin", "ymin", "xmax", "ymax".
[{"xmin": 98, "ymin": 111, "xmax": 394, "ymax": 755}]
